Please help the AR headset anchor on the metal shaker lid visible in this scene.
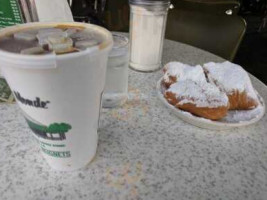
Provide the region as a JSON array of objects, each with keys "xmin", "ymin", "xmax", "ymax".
[{"xmin": 129, "ymin": 0, "xmax": 170, "ymax": 6}]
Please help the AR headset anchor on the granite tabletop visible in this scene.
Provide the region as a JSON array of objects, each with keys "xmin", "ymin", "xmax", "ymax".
[{"xmin": 1, "ymin": 39, "xmax": 267, "ymax": 200}]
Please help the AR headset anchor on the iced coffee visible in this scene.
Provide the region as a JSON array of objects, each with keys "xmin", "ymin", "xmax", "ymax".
[
  {"xmin": 0, "ymin": 22, "xmax": 113, "ymax": 171},
  {"xmin": 0, "ymin": 25, "xmax": 105, "ymax": 55}
]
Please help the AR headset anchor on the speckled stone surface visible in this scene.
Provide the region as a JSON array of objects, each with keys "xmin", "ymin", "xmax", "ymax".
[{"xmin": 1, "ymin": 38, "xmax": 267, "ymax": 200}]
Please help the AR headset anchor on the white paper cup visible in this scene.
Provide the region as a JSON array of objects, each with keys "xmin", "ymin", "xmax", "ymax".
[{"xmin": 0, "ymin": 22, "xmax": 113, "ymax": 171}]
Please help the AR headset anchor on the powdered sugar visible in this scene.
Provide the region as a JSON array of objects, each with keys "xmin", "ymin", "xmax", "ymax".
[
  {"xmin": 158, "ymin": 78, "xmax": 265, "ymax": 129},
  {"xmin": 222, "ymin": 104, "xmax": 264, "ymax": 123},
  {"xmin": 159, "ymin": 60, "xmax": 265, "ymax": 128},
  {"xmin": 167, "ymin": 80, "xmax": 229, "ymax": 108},
  {"xmin": 203, "ymin": 61, "xmax": 258, "ymax": 100},
  {"xmin": 163, "ymin": 60, "xmax": 261, "ymax": 112},
  {"xmin": 163, "ymin": 62, "xmax": 206, "ymax": 84}
]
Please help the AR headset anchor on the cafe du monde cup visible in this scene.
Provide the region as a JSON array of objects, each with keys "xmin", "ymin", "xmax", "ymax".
[{"xmin": 0, "ymin": 22, "xmax": 113, "ymax": 171}]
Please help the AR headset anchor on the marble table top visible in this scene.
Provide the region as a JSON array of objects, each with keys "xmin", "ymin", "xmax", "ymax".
[{"xmin": 1, "ymin": 38, "xmax": 267, "ymax": 200}]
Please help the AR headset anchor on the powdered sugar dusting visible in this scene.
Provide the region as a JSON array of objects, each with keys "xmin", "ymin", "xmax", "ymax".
[
  {"xmin": 222, "ymin": 104, "xmax": 264, "ymax": 123},
  {"xmin": 158, "ymin": 78, "xmax": 265, "ymax": 128},
  {"xmin": 176, "ymin": 104, "xmax": 264, "ymax": 124},
  {"xmin": 167, "ymin": 80, "xmax": 229, "ymax": 108},
  {"xmin": 163, "ymin": 62, "xmax": 206, "ymax": 84},
  {"xmin": 203, "ymin": 61, "xmax": 258, "ymax": 100}
]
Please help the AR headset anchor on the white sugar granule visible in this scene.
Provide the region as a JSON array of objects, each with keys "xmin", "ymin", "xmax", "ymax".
[{"xmin": 167, "ymin": 79, "xmax": 229, "ymax": 108}]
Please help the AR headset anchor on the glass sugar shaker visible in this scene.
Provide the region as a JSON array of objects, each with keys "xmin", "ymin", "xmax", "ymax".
[{"xmin": 129, "ymin": 0, "xmax": 170, "ymax": 72}]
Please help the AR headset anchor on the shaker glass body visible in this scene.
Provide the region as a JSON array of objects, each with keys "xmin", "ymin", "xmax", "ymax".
[{"xmin": 129, "ymin": 3, "xmax": 169, "ymax": 72}]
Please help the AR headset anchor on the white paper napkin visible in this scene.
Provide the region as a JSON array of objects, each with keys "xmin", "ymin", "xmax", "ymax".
[{"xmin": 35, "ymin": 0, "xmax": 74, "ymax": 22}]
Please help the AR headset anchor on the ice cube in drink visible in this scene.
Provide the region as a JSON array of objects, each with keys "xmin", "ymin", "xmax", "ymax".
[{"xmin": 0, "ymin": 25, "xmax": 104, "ymax": 55}]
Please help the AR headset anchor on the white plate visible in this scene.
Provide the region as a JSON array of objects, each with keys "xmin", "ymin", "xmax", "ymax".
[{"xmin": 156, "ymin": 77, "xmax": 266, "ymax": 130}]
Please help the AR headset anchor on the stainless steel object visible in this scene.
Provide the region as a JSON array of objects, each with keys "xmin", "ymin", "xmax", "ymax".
[{"xmin": 24, "ymin": 0, "xmax": 39, "ymax": 22}]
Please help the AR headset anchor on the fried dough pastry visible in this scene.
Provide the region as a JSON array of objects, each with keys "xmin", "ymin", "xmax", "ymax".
[
  {"xmin": 203, "ymin": 61, "xmax": 259, "ymax": 110},
  {"xmin": 164, "ymin": 80, "xmax": 229, "ymax": 120},
  {"xmin": 162, "ymin": 62, "xmax": 206, "ymax": 88}
]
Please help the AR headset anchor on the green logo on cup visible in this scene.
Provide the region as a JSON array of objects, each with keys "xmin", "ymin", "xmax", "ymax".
[{"xmin": 25, "ymin": 117, "xmax": 72, "ymax": 141}]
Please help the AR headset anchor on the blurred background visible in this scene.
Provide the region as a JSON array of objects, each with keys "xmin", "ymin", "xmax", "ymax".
[{"xmin": 69, "ymin": 0, "xmax": 267, "ymax": 84}]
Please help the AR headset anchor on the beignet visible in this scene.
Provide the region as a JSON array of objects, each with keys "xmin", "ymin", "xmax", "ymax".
[
  {"xmin": 164, "ymin": 80, "xmax": 229, "ymax": 120},
  {"xmin": 163, "ymin": 62, "xmax": 206, "ymax": 88},
  {"xmin": 203, "ymin": 61, "xmax": 259, "ymax": 110}
]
